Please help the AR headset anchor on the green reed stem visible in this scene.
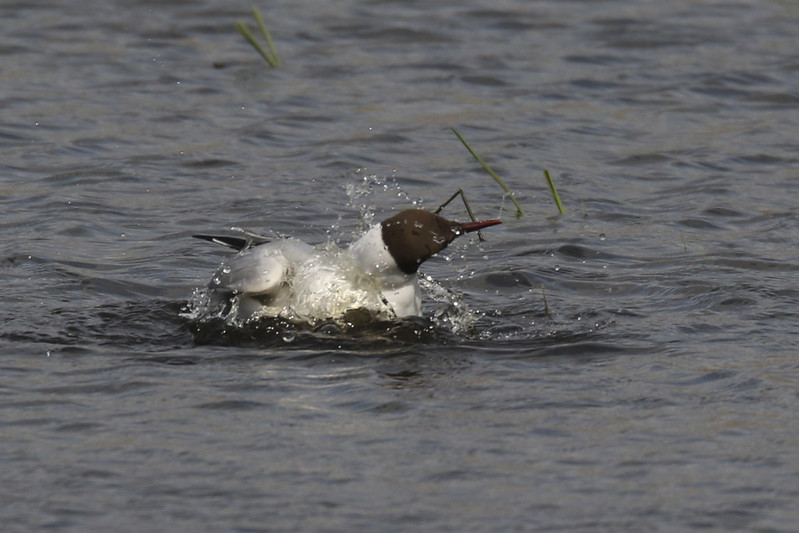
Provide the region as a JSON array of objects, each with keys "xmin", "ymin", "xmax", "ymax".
[
  {"xmin": 252, "ymin": 7, "xmax": 281, "ymax": 66},
  {"xmin": 544, "ymin": 168, "xmax": 565, "ymax": 215},
  {"xmin": 235, "ymin": 7, "xmax": 280, "ymax": 67},
  {"xmin": 450, "ymin": 127, "xmax": 523, "ymax": 217}
]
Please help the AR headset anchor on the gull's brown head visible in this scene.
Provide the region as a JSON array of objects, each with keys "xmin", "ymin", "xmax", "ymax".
[{"xmin": 380, "ymin": 209, "xmax": 501, "ymax": 274}]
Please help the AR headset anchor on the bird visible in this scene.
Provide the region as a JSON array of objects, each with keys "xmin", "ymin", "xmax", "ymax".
[{"xmin": 193, "ymin": 208, "xmax": 501, "ymax": 324}]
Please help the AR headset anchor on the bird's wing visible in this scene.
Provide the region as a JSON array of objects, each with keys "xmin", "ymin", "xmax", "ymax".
[
  {"xmin": 210, "ymin": 246, "xmax": 288, "ymax": 296},
  {"xmin": 193, "ymin": 234, "xmax": 269, "ymax": 251}
]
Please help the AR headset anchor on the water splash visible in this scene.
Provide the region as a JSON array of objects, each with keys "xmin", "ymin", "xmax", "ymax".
[
  {"xmin": 344, "ymin": 170, "xmax": 422, "ymax": 233},
  {"xmin": 182, "ymin": 244, "xmax": 481, "ymax": 341},
  {"xmin": 419, "ymin": 274, "xmax": 483, "ymax": 337},
  {"xmin": 184, "ymin": 174, "xmax": 490, "ymax": 345}
]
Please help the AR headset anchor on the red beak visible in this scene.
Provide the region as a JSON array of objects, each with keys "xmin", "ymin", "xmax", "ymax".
[{"xmin": 460, "ymin": 219, "xmax": 502, "ymax": 233}]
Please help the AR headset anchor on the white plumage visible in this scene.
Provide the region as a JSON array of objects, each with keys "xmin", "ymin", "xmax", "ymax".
[{"xmin": 194, "ymin": 209, "xmax": 501, "ymax": 324}]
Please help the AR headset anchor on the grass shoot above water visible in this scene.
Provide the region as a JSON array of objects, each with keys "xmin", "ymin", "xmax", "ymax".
[
  {"xmin": 235, "ymin": 6, "xmax": 281, "ymax": 67},
  {"xmin": 544, "ymin": 168, "xmax": 565, "ymax": 215},
  {"xmin": 450, "ymin": 127, "xmax": 565, "ymax": 217},
  {"xmin": 450, "ymin": 128, "xmax": 523, "ymax": 217}
]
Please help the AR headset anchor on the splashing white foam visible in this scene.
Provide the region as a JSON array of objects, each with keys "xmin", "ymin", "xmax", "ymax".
[{"xmin": 184, "ymin": 174, "xmax": 485, "ymax": 337}]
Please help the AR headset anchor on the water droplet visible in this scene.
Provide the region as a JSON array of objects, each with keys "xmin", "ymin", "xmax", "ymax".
[
  {"xmin": 554, "ymin": 265, "xmax": 560, "ymax": 272},
  {"xmin": 599, "ymin": 233, "xmax": 606, "ymax": 240},
  {"xmin": 282, "ymin": 332, "xmax": 295, "ymax": 343}
]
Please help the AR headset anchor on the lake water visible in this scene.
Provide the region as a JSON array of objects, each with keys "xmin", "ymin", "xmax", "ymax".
[{"xmin": 2, "ymin": 0, "xmax": 799, "ymax": 530}]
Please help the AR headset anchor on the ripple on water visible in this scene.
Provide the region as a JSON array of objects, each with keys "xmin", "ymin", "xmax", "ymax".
[{"xmin": 2, "ymin": 0, "xmax": 799, "ymax": 531}]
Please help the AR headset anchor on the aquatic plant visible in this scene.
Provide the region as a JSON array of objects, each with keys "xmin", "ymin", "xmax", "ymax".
[
  {"xmin": 235, "ymin": 6, "xmax": 281, "ymax": 67},
  {"xmin": 450, "ymin": 127, "xmax": 524, "ymax": 217},
  {"xmin": 544, "ymin": 168, "xmax": 565, "ymax": 215},
  {"xmin": 450, "ymin": 128, "xmax": 567, "ymax": 217}
]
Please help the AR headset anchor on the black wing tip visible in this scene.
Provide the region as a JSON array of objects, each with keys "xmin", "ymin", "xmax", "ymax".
[{"xmin": 192, "ymin": 234, "xmax": 250, "ymax": 251}]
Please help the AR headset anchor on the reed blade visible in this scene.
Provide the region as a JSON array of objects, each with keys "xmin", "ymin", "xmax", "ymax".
[
  {"xmin": 235, "ymin": 6, "xmax": 280, "ymax": 68},
  {"xmin": 235, "ymin": 21, "xmax": 279, "ymax": 67},
  {"xmin": 451, "ymin": 127, "xmax": 523, "ymax": 217},
  {"xmin": 544, "ymin": 168, "xmax": 565, "ymax": 215},
  {"xmin": 252, "ymin": 6, "xmax": 281, "ymax": 67}
]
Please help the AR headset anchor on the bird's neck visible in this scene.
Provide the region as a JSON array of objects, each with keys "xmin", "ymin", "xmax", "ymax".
[{"xmin": 348, "ymin": 225, "xmax": 413, "ymax": 287}]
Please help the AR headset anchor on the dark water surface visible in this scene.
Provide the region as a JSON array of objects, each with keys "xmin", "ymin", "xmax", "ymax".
[{"xmin": 2, "ymin": 0, "xmax": 799, "ymax": 530}]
